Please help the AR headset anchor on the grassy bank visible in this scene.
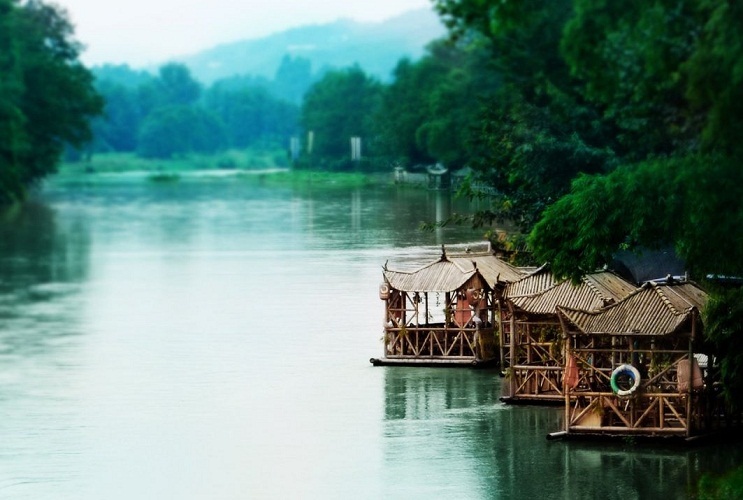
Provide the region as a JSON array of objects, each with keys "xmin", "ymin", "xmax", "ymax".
[
  {"xmin": 239, "ymin": 169, "xmax": 379, "ymax": 190},
  {"xmin": 60, "ymin": 149, "xmax": 289, "ymax": 175},
  {"xmin": 55, "ymin": 151, "xmax": 395, "ymax": 190}
]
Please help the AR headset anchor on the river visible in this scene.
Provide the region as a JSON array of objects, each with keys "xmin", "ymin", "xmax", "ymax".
[{"xmin": 0, "ymin": 171, "xmax": 739, "ymax": 499}]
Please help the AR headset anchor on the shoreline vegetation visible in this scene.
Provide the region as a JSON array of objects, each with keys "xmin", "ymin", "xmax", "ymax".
[{"xmin": 54, "ymin": 151, "xmax": 410, "ymax": 190}]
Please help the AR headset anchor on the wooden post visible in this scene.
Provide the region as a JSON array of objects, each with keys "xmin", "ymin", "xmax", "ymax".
[
  {"xmin": 558, "ymin": 312, "xmax": 571, "ymax": 433},
  {"xmin": 509, "ymin": 303, "xmax": 517, "ymax": 397},
  {"xmin": 383, "ymin": 294, "xmax": 389, "ymax": 357},
  {"xmin": 686, "ymin": 314, "xmax": 696, "ymax": 437},
  {"xmin": 497, "ymin": 297, "xmax": 506, "ymax": 372}
]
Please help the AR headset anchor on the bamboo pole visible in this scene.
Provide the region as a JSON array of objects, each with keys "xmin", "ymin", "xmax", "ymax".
[
  {"xmin": 509, "ymin": 303, "xmax": 517, "ymax": 397},
  {"xmin": 497, "ymin": 297, "xmax": 506, "ymax": 371},
  {"xmin": 686, "ymin": 318, "xmax": 695, "ymax": 437},
  {"xmin": 560, "ymin": 313, "xmax": 571, "ymax": 433}
]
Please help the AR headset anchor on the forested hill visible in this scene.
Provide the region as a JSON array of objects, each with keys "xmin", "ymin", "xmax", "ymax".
[{"xmin": 172, "ymin": 7, "xmax": 445, "ymax": 84}]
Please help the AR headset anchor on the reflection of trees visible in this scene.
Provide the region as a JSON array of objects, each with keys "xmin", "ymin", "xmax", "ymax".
[
  {"xmin": 384, "ymin": 367, "xmax": 500, "ymax": 421},
  {"xmin": 0, "ymin": 201, "xmax": 90, "ymax": 289},
  {"xmin": 298, "ymin": 187, "xmax": 486, "ymax": 249},
  {"xmin": 0, "ymin": 201, "xmax": 90, "ymax": 357},
  {"xmin": 382, "ymin": 368, "xmax": 502, "ymax": 498},
  {"xmin": 382, "ymin": 368, "xmax": 743, "ymax": 498}
]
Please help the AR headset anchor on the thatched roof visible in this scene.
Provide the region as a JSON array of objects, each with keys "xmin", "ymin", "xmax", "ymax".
[
  {"xmin": 383, "ymin": 256, "xmax": 485, "ymax": 293},
  {"xmin": 450, "ymin": 254, "xmax": 525, "ymax": 285},
  {"xmin": 504, "ymin": 265, "xmax": 556, "ymax": 298},
  {"xmin": 505, "ymin": 267, "xmax": 637, "ymax": 315},
  {"xmin": 558, "ymin": 281, "xmax": 707, "ymax": 336},
  {"xmin": 383, "ymin": 246, "xmax": 524, "ymax": 292}
]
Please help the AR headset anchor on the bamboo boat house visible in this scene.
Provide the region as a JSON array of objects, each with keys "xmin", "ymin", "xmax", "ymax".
[
  {"xmin": 371, "ymin": 246, "xmax": 523, "ymax": 367},
  {"xmin": 500, "ymin": 267, "xmax": 637, "ymax": 403},
  {"xmin": 553, "ymin": 279, "xmax": 719, "ymax": 439}
]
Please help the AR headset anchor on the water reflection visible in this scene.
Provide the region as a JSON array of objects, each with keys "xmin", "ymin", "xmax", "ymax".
[
  {"xmin": 0, "ymin": 201, "xmax": 90, "ymax": 357},
  {"xmin": 382, "ymin": 367, "xmax": 743, "ymax": 499},
  {"xmin": 0, "ymin": 201, "xmax": 91, "ymax": 498},
  {"xmin": 0, "ymin": 201, "xmax": 89, "ymax": 289},
  {"xmin": 1, "ymin": 177, "xmax": 738, "ymax": 499}
]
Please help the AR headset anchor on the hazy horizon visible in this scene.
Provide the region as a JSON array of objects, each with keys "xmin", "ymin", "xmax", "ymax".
[{"xmin": 57, "ymin": 0, "xmax": 433, "ymax": 67}]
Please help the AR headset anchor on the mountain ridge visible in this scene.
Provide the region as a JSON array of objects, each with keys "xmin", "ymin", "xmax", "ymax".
[{"xmin": 169, "ymin": 7, "xmax": 446, "ymax": 84}]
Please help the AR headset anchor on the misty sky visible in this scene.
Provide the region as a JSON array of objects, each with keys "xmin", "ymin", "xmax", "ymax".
[{"xmin": 56, "ymin": 0, "xmax": 433, "ymax": 67}]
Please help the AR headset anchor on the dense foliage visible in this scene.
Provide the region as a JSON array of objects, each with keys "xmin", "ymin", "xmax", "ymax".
[
  {"xmin": 299, "ymin": 66, "xmax": 382, "ymax": 169},
  {"xmin": 430, "ymin": 0, "xmax": 618, "ymax": 229},
  {"xmin": 427, "ymin": 0, "xmax": 743, "ymax": 407},
  {"xmin": 0, "ymin": 0, "xmax": 101, "ymax": 203},
  {"xmin": 373, "ymin": 40, "xmax": 499, "ymax": 169},
  {"xmin": 90, "ymin": 61, "xmax": 302, "ymax": 160},
  {"xmin": 296, "ymin": 40, "xmax": 501, "ymax": 171}
]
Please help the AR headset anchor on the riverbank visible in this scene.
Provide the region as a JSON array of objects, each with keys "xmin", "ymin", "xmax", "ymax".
[
  {"xmin": 61, "ymin": 150, "xmax": 289, "ymax": 175},
  {"xmin": 56, "ymin": 152, "xmax": 416, "ymax": 190}
]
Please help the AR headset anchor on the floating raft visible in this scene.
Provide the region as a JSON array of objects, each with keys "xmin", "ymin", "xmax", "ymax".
[{"xmin": 373, "ymin": 245, "xmax": 523, "ymax": 368}]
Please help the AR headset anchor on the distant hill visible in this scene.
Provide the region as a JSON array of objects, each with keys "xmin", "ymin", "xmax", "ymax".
[{"xmin": 172, "ymin": 7, "xmax": 446, "ymax": 84}]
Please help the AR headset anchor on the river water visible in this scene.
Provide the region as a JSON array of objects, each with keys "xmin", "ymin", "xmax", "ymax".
[{"xmin": 0, "ymin": 171, "xmax": 740, "ymax": 499}]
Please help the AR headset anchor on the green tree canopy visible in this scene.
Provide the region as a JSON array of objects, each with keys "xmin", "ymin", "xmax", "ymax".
[
  {"xmin": 204, "ymin": 84, "xmax": 298, "ymax": 149},
  {"xmin": 273, "ymin": 55, "xmax": 313, "ymax": 105},
  {"xmin": 0, "ymin": 0, "xmax": 102, "ymax": 202},
  {"xmin": 137, "ymin": 105, "xmax": 226, "ymax": 159},
  {"xmin": 92, "ymin": 79, "xmax": 142, "ymax": 152},
  {"xmin": 432, "ymin": 0, "xmax": 616, "ymax": 229},
  {"xmin": 373, "ymin": 40, "xmax": 499, "ymax": 169},
  {"xmin": 432, "ymin": 0, "xmax": 743, "ymax": 405},
  {"xmin": 300, "ymin": 65, "xmax": 382, "ymax": 167}
]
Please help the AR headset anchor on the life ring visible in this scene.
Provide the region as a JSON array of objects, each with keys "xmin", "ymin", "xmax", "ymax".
[
  {"xmin": 610, "ymin": 364, "xmax": 641, "ymax": 397},
  {"xmin": 379, "ymin": 283, "xmax": 390, "ymax": 300},
  {"xmin": 466, "ymin": 288, "xmax": 482, "ymax": 303}
]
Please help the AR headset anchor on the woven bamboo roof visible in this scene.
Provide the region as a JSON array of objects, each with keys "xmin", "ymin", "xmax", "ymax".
[
  {"xmin": 450, "ymin": 254, "xmax": 525, "ymax": 285},
  {"xmin": 383, "ymin": 246, "xmax": 523, "ymax": 292},
  {"xmin": 504, "ymin": 265, "xmax": 556, "ymax": 298},
  {"xmin": 505, "ymin": 268, "xmax": 637, "ymax": 315},
  {"xmin": 558, "ymin": 281, "xmax": 708, "ymax": 336},
  {"xmin": 383, "ymin": 257, "xmax": 484, "ymax": 292}
]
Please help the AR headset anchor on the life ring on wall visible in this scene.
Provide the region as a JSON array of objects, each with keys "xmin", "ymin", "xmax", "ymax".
[
  {"xmin": 610, "ymin": 364, "xmax": 641, "ymax": 397},
  {"xmin": 379, "ymin": 283, "xmax": 390, "ymax": 300},
  {"xmin": 466, "ymin": 288, "xmax": 482, "ymax": 303}
]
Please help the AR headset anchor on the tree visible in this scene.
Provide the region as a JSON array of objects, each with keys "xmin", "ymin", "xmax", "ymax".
[
  {"xmin": 373, "ymin": 57, "xmax": 436, "ymax": 166},
  {"xmin": 92, "ymin": 80, "xmax": 142, "ymax": 152},
  {"xmin": 434, "ymin": 0, "xmax": 574, "ymax": 97},
  {"xmin": 525, "ymin": 1, "xmax": 743, "ymax": 406},
  {"xmin": 684, "ymin": 0, "xmax": 743, "ymax": 157},
  {"xmin": 0, "ymin": 0, "xmax": 102, "ymax": 203},
  {"xmin": 374, "ymin": 40, "xmax": 500, "ymax": 169},
  {"xmin": 204, "ymin": 84, "xmax": 298, "ymax": 149},
  {"xmin": 137, "ymin": 105, "xmax": 226, "ymax": 159},
  {"xmin": 273, "ymin": 55, "xmax": 313, "ymax": 105},
  {"xmin": 137, "ymin": 63, "xmax": 201, "ymax": 119},
  {"xmin": 467, "ymin": 87, "xmax": 614, "ymax": 230},
  {"xmin": 431, "ymin": 0, "xmax": 743, "ymax": 405},
  {"xmin": 0, "ymin": 0, "xmax": 26, "ymax": 200},
  {"xmin": 430, "ymin": 0, "xmax": 617, "ymax": 230},
  {"xmin": 561, "ymin": 0, "xmax": 703, "ymax": 160},
  {"xmin": 300, "ymin": 66, "xmax": 382, "ymax": 166},
  {"xmin": 92, "ymin": 63, "xmax": 153, "ymax": 89}
]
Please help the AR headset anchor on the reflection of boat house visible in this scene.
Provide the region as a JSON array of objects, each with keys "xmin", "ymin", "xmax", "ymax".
[
  {"xmin": 371, "ymin": 246, "xmax": 523, "ymax": 367},
  {"xmin": 555, "ymin": 280, "xmax": 718, "ymax": 439},
  {"xmin": 501, "ymin": 267, "xmax": 636, "ymax": 403}
]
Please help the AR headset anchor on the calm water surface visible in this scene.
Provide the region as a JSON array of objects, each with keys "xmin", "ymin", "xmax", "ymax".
[{"xmin": 0, "ymin": 173, "xmax": 740, "ymax": 499}]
